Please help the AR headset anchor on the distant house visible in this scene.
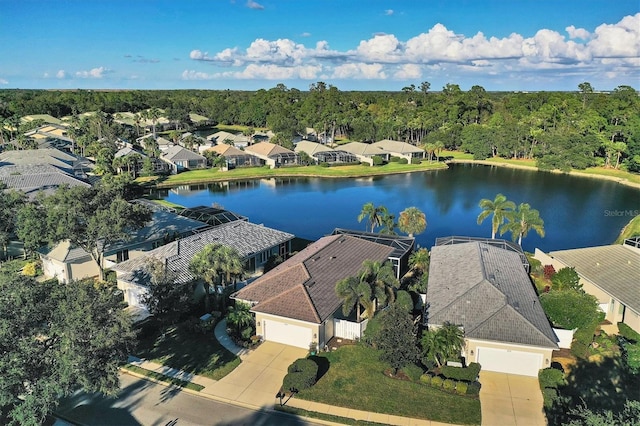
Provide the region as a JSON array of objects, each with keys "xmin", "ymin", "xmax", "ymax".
[
  {"xmin": 21, "ymin": 114, "xmax": 64, "ymax": 126},
  {"xmin": 426, "ymin": 240, "xmax": 558, "ymax": 376},
  {"xmin": 114, "ymin": 147, "xmax": 168, "ymax": 175},
  {"xmin": 207, "ymin": 131, "xmax": 252, "ymax": 149},
  {"xmin": 23, "ymin": 124, "xmax": 74, "ymax": 151},
  {"xmin": 294, "ymin": 141, "xmax": 358, "ymax": 164},
  {"xmin": 205, "ymin": 144, "xmax": 260, "ymax": 168},
  {"xmin": 339, "ymin": 142, "xmax": 391, "ymax": 165},
  {"xmin": 244, "ymin": 142, "xmax": 298, "ymax": 168},
  {"xmin": 112, "ymin": 221, "xmax": 295, "ymax": 309},
  {"xmin": 372, "ymin": 139, "xmax": 425, "ymax": 162},
  {"xmin": 232, "ymin": 231, "xmax": 413, "ymax": 349},
  {"xmin": 39, "ymin": 205, "xmax": 209, "ymax": 283},
  {"xmin": 161, "ymin": 145, "xmax": 207, "ymax": 174},
  {"xmin": 534, "ymin": 239, "xmax": 640, "ymax": 333}
]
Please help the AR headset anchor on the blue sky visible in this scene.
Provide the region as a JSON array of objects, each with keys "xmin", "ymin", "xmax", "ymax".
[{"xmin": 1, "ymin": 0, "xmax": 638, "ymax": 91}]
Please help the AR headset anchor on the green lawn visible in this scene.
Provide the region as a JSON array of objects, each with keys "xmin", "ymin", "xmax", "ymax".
[
  {"xmin": 297, "ymin": 345, "xmax": 481, "ymax": 425},
  {"xmin": 576, "ymin": 166, "xmax": 640, "ymax": 185},
  {"xmin": 135, "ymin": 323, "xmax": 241, "ymax": 381},
  {"xmin": 615, "ymin": 214, "xmax": 640, "ymax": 244},
  {"xmin": 122, "ymin": 364, "xmax": 205, "ymax": 391},
  {"xmin": 157, "ymin": 162, "xmax": 447, "ymax": 186}
]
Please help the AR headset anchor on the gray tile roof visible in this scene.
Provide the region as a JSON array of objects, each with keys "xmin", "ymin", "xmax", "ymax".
[
  {"xmin": 372, "ymin": 139, "xmax": 424, "ymax": 154},
  {"xmin": 233, "ymin": 235, "xmax": 394, "ymax": 324},
  {"xmin": 427, "ymin": 242, "xmax": 557, "ymax": 349},
  {"xmin": 550, "ymin": 244, "xmax": 640, "ymax": 314},
  {"xmin": 162, "ymin": 146, "xmax": 206, "ymax": 162},
  {"xmin": 0, "ymin": 164, "xmax": 91, "ymax": 198},
  {"xmin": 113, "ymin": 221, "xmax": 294, "ymax": 285}
]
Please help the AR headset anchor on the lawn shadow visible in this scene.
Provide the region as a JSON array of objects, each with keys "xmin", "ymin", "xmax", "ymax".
[
  {"xmin": 546, "ymin": 355, "xmax": 640, "ymax": 424},
  {"xmin": 308, "ymin": 355, "xmax": 330, "ymax": 381}
]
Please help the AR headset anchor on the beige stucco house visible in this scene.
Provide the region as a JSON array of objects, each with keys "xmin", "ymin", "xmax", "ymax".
[
  {"xmin": 534, "ymin": 239, "xmax": 640, "ymax": 333},
  {"xmin": 427, "ymin": 240, "xmax": 558, "ymax": 376}
]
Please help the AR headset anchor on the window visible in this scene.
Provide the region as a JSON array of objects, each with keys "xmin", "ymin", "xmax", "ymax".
[
  {"xmin": 260, "ymin": 250, "xmax": 270, "ymax": 264},
  {"xmin": 279, "ymin": 242, "xmax": 287, "ymax": 256},
  {"xmin": 116, "ymin": 249, "xmax": 129, "ymax": 262}
]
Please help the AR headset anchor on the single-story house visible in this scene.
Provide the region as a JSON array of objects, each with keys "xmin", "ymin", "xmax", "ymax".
[
  {"xmin": 294, "ymin": 141, "xmax": 358, "ymax": 164},
  {"xmin": 112, "ymin": 221, "xmax": 295, "ymax": 309},
  {"xmin": 114, "ymin": 147, "xmax": 168, "ymax": 175},
  {"xmin": 426, "ymin": 240, "xmax": 558, "ymax": 376},
  {"xmin": 233, "ymin": 231, "xmax": 414, "ymax": 349},
  {"xmin": 534, "ymin": 239, "xmax": 640, "ymax": 333},
  {"xmin": 23, "ymin": 124, "xmax": 74, "ymax": 151},
  {"xmin": 207, "ymin": 131, "xmax": 252, "ymax": 149},
  {"xmin": 39, "ymin": 206, "xmax": 209, "ymax": 283},
  {"xmin": 0, "ymin": 164, "xmax": 91, "ymax": 199},
  {"xmin": 21, "ymin": 114, "xmax": 64, "ymax": 126},
  {"xmin": 244, "ymin": 142, "xmax": 298, "ymax": 168},
  {"xmin": 372, "ymin": 139, "xmax": 425, "ymax": 162},
  {"xmin": 161, "ymin": 145, "xmax": 207, "ymax": 174},
  {"xmin": 205, "ymin": 144, "xmax": 260, "ymax": 168},
  {"xmin": 338, "ymin": 142, "xmax": 391, "ymax": 165}
]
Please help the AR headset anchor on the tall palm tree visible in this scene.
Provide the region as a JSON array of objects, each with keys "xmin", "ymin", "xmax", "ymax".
[
  {"xmin": 147, "ymin": 108, "xmax": 161, "ymax": 139},
  {"xmin": 357, "ymin": 202, "xmax": 388, "ymax": 233},
  {"xmin": 500, "ymin": 203, "xmax": 545, "ymax": 246},
  {"xmin": 217, "ymin": 245, "xmax": 245, "ymax": 290},
  {"xmin": 359, "ymin": 260, "xmax": 399, "ymax": 311},
  {"xmin": 398, "ymin": 207, "xmax": 427, "ymax": 237},
  {"xmin": 409, "ymin": 248, "xmax": 430, "ymax": 274},
  {"xmin": 477, "ymin": 193, "xmax": 516, "ymax": 239},
  {"xmin": 379, "ymin": 213, "xmax": 397, "ymax": 235},
  {"xmin": 335, "ymin": 276, "xmax": 372, "ymax": 322},
  {"xmin": 433, "ymin": 140, "xmax": 445, "ymax": 161},
  {"xmin": 189, "ymin": 243, "xmax": 225, "ymax": 311},
  {"xmin": 423, "ymin": 142, "xmax": 436, "ymax": 163}
]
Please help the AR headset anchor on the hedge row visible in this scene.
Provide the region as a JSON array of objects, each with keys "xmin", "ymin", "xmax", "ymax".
[
  {"xmin": 419, "ymin": 374, "xmax": 480, "ymax": 396},
  {"xmin": 440, "ymin": 362, "xmax": 481, "ymax": 381},
  {"xmin": 538, "ymin": 367, "xmax": 565, "ymax": 409},
  {"xmin": 283, "ymin": 358, "xmax": 318, "ymax": 393}
]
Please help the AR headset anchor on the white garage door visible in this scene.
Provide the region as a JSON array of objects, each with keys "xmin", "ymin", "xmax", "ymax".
[
  {"xmin": 264, "ymin": 320, "xmax": 312, "ymax": 349},
  {"xmin": 476, "ymin": 347, "xmax": 542, "ymax": 377}
]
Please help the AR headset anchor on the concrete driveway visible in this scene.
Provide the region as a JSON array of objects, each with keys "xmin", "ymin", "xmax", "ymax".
[
  {"xmin": 201, "ymin": 341, "xmax": 308, "ymax": 408},
  {"xmin": 479, "ymin": 371, "xmax": 546, "ymax": 426}
]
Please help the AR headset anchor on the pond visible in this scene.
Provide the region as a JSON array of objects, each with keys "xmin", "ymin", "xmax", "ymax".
[{"xmin": 150, "ymin": 163, "xmax": 640, "ymax": 253}]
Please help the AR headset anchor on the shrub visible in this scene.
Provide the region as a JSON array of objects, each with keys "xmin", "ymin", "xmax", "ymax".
[
  {"xmin": 398, "ymin": 158, "xmax": 408, "ymax": 164},
  {"xmin": 389, "ymin": 156, "xmax": 400, "ymax": 162},
  {"xmin": 618, "ymin": 323, "xmax": 640, "ymax": 342},
  {"xmin": 540, "ymin": 289, "xmax": 600, "ymax": 330},
  {"xmin": 420, "ymin": 374, "xmax": 432, "ymax": 385},
  {"xmin": 319, "ymin": 162, "xmax": 330, "ymax": 168},
  {"xmin": 372, "ymin": 155, "xmax": 384, "ymax": 166},
  {"xmin": 543, "ymin": 264, "xmax": 556, "ymax": 280},
  {"xmin": 22, "ymin": 262, "xmax": 37, "ymax": 277},
  {"xmin": 551, "ymin": 267, "xmax": 581, "ymax": 291},
  {"xmin": 527, "ymin": 254, "xmax": 543, "ymax": 275},
  {"xmin": 456, "ymin": 381, "xmax": 469, "ymax": 395},
  {"xmin": 466, "ymin": 381, "xmax": 481, "ymax": 395},
  {"xmin": 411, "ymin": 157, "xmax": 422, "ymax": 164},
  {"xmin": 360, "ymin": 161, "xmax": 370, "ymax": 166},
  {"xmin": 443, "ymin": 379, "xmax": 456, "ymax": 391},
  {"xmin": 542, "ymin": 388, "xmax": 558, "ymax": 409},
  {"xmin": 403, "ymin": 363, "xmax": 424, "ymax": 381},
  {"xmin": 538, "ymin": 368, "xmax": 565, "ymax": 389},
  {"xmin": 441, "ymin": 362, "xmax": 482, "ymax": 381},
  {"xmin": 430, "ymin": 376, "xmax": 443, "ymax": 388},
  {"xmin": 283, "ymin": 358, "xmax": 319, "ymax": 392},
  {"xmin": 395, "ymin": 290, "xmax": 414, "ymax": 313}
]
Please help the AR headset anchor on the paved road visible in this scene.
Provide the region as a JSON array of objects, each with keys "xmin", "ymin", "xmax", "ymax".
[{"xmin": 56, "ymin": 373, "xmax": 320, "ymax": 426}]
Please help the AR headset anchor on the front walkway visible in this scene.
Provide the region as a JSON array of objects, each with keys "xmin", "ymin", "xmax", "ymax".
[{"xmin": 479, "ymin": 371, "xmax": 545, "ymax": 425}]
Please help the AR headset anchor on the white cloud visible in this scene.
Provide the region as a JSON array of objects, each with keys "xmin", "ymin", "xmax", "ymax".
[
  {"xmin": 75, "ymin": 67, "xmax": 109, "ymax": 78},
  {"xmin": 187, "ymin": 13, "xmax": 640, "ymax": 83},
  {"xmin": 566, "ymin": 25, "xmax": 590, "ymax": 40},
  {"xmin": 182, "ymin": 70, "xmax": 215, "ymax": 80},
  {"xmin": 246, "ymin": 0, "xmax": 264, "ymax": 10},
  {"xmin": 394, "ymin": 64, "xmax": 422, "ymax": 79},
  {"xmin": 301, "ymin": 32, "xmax": 311, "ymax": 37},
  {"xmin": 56, "ymin": 70, "xmax": 66, "ymax": 79},
  {"xmin": 385, "ymin": 9, "xmax": 394, "ymax": 16},
  {"xmin": 332, "ymin": 63, "xmax": 386, "ymax": 79},
  {"xmin": 0, "ymin": 78, "xmax": 7, "ymax": 85}
]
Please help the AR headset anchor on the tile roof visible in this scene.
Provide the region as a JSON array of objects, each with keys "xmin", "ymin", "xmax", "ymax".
[
  {"xmin": 162, "ymin": 145, "xmax": 206, "ymax": 162},
  {"xmin": 233, "ymin": 235, "xmax": 394, "ymax": 324},
  {"xmin": 0, "ymin": 164, "xmax": 91, "ymax": 198},
  {"xmin": 372, "ymin": 139, "xmax": 424, "ymax": 153},
  {"xmin": 40, "ymin": 240, "xmax": 92, "ymax": 263},
  {"xmin": 427, "ymin": 242, "xmax": 557, "ymax": 349},
  {"xmin": 206, "ymin": 144, "xmax": 250, "ymax": 157},
  {"xmin": 339, "ymin": 142, "xmax": 390, "ymax": 156},
  {"xmin": 113, "ymin": 221, "xmax": 294, "ymax": 285},
  {"xmin": 295, "ymin": 141, "xmax": 334, "ymax": 155},
  {"xmin": 245, "ymin": 142, "xmax": 294, "ymax": 157},
  {"xmin": 550, "ymin": 244, "xmax": 640, "ymax": 314}
]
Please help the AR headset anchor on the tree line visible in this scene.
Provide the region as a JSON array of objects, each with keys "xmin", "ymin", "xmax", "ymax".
[{"xmin": 0, "ymin": 81, "xmax": 638, "ymax": 172}]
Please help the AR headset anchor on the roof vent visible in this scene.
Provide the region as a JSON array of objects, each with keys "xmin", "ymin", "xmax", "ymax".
[
  {"xmin": 330, "ymin": 256, "xmax": 336, "ymax": 260},
  {"xmin": 306, "ymin": 281, "xmax": 316, "ymax": 288}
]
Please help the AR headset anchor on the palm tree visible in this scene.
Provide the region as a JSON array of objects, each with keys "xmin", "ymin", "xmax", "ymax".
[
  {"xmin": 398, "ymin": 207, "xmax": 427, "ymax": 237},
  {"xmin": 409, "ymin": 248, "xmax": 430, "ymax": 274},
  {"xmin": 423, "ymin": 142, "xmax": 436, "ymax": 163},
  {"xmin": 477, "ymin": 193, "xmax": 516, "ymax": 239},
  {"xmin": 421, "ymin": 323, "xmax": 465, "ymax": 368},
  {"xmin": 227, "ymin": 302, "xmax": 253, "ymax": 334},
  {"xmin": 379, "ymin": 213, "xmax": 397, "ymax": 235},
  {"xmin": 189, "ymin": 243, "xmax": 225, "ymax": 311},
  {"xmin": 217, "ymin": 245, "xmax": 245, "ymax": 290},
  {"xmin": 359, "ymin": 260, "xmax": 399, "ymax": 311},
  {"xmin": 500, "ymin": 203, "xmax": 545, "ymax": 246},
  {"xmin": 357, "ymin": 202, "xmax": 388, "ymax": 233},
  {"xmin": 433, "ymin": 140, "xmax": 445, "ymax": 161},
  {"xmin": 335, "ymin": 276, "xmax": 372, "ymax": 322},
  {"xmin": 147, "ymin": 107, "xmax": 161, "ymax": 139}
]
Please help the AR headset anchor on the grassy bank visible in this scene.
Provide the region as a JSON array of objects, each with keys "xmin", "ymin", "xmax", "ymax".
[
  {"xmin": 121, "ymin": 364, "xmax": 204, "ymax": 391},
  {"xmin": 614, "ymin": 214, "xmax": 640, "ymax": 244},
  {"xmin": 155, "ymin": 161, "xmax": 448, "ymax": 187}
]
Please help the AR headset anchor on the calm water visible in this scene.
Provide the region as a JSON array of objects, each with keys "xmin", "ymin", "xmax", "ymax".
[{"xmin": 151, "ymin": 164, "xmax": 640, "ymax": 252}]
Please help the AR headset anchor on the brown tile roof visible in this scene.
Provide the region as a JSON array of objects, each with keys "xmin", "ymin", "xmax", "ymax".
[
  {"xmin": 245, "ymin": 142, "xmax": 294, "ymax": 157},
  {"xmin": 234, "ymin": 234, "xmax": 394, "ymax": 323}
]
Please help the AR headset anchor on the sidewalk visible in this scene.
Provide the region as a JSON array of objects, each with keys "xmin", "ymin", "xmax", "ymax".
[{"xmin": 124, "ymin": 320, "xmax": 459, "ymax": 426}]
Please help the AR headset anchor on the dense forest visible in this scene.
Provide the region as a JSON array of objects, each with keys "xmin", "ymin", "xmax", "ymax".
[{"xmin": 0, "ymin": 82, "xmax": 638, "ymax": 172}]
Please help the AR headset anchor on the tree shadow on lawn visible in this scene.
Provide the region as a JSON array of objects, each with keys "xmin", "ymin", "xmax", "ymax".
[
  {"xmin": 546, "ymin": 355, "xmax": 640, "ymax": 425},
  {"xmin": 308, "ymin": 355, "xmax": 330, "ymax": 381},
  {"xmin": 135, "ymin": 324, "xmax": 240, "ymax": 381}
]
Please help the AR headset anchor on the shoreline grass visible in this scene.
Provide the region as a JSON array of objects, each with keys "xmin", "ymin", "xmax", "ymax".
[{"xmin": 614, "ymin": 214, "xmax": 640, "ymax": 244}]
